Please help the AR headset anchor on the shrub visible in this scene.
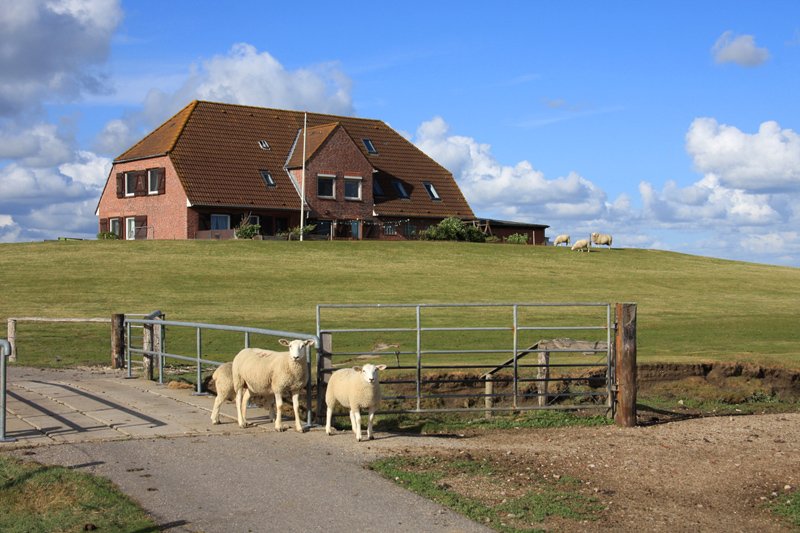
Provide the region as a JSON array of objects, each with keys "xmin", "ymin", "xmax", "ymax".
[
  {"xmin": 235, "ymin": 214, "xmax": 261, "ymax": 239},
  {"xmin": 422, "ymin": 217, "xmax": 486, "ymax": 243},
  {"xmin": 506, "ymin": 233, "xmax": 529, "ymax": 245},
  {"xmin": 280, "ymin": 224, "xmax": 317, "ymax": 240},
  {"xmin": 97, "ymin": 232, "xmax": 119, "ymax": 240}
]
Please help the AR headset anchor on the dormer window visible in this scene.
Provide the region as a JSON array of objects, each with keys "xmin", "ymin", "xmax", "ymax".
[
  {"xmin": 362, "ymin": 138, "xmax": 378, "ymax": 154},
  {"xmin": 423, "ymin": 181, "xmax": 441, "ymax": 201},
  {"xmin": 373, "ymin": 180, "xmax": 385, "ymax": 197},
  {"xmin": 392, "ymin": 180, "xmax": 410, "ymax": 199},
  {"xmin": 260, "ymin": 170, "xmax": 276, "ymax": 187},
  {"xmin": 258, "ymin": 139, "xmax": 270, "ymax": 150}
]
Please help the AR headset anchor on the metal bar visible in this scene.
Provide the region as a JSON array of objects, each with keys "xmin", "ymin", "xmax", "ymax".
[
  {"xmin": 415, "ymin": 305, "xmax": 421, "ymax": 411},
  {"xmin": 316, "ymin": 302, "xmax": 610, "ymax": 309},
  {"xmin": 195, "ymin": 328, "xmax": 202, "ymax": 394},
  {"xmin": 125, "ymin": 318, "xmax": 316, "ymax": 341},
  {"xmin": 513, "ymin": 304, "xmax": 519, "ymax": 409},
  {"xmin": 126, "ymin": 321, "xmax": 132, "ymax": 378},
  {"xmin": 245, "ymin": 332, "xmax": 250, "ymax": 349},
  {"xmin": 1, "ymin": 339, "xmax": 16, "ymax": 442},
  {"xmin": 128, "ymin": 349, "xmax": 223, "ymax": 367}
]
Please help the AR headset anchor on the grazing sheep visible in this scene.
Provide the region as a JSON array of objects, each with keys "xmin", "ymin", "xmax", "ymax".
[
  {"xmin": 591, "ymin": 232, "xmax": 613, "ymax": 249},
  {"xmin": 232, "ymin": 338, "xmax": 315, "ymax": 432},
  {"xmin": 325, "ymin": 364, "xmax": 387, "ymax": 442},
  {"xmin": 553, "ymin": 234, "xmax": 571, "ymax": 247},
  {"xmin": 571, "ymin": 239, "xmax": 590, "ymax": 252}
]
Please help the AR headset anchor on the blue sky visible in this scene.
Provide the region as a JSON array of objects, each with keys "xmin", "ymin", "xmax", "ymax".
[{"xmin": 2, "ymin": 0, "xmax": 799, "ymax": 266}]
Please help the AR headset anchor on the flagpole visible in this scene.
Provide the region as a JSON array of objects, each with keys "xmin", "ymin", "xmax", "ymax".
[{"xmin": 300, "ymin": 112, "xmax": 307, "ymax": 241}]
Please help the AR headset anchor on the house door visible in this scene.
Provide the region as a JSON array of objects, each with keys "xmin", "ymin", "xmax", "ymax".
[{"xmin": 350, "ymin": 221, "xmax": 360, "ymax": 239}]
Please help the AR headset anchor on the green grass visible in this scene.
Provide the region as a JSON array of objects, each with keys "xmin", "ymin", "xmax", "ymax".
[
  {"xmin": 370, "ymin": 454, "xmax": 604, "ymax": 532},
  {"xmin": 771, "ymin": 488, "xmax": 800, "ymax": 528},
  {"xmin": 1, "ymin": 240, "xmax": 799, "ymax": 369},
  {"xmin": 0, "ymin": 454, "xmax": 155, "ymax": 532}
]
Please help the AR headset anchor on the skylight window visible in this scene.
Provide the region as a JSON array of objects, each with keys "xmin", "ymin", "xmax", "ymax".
[
  {"xmin": 258, "ymin": 139, "xmax": 270, "ymax": 150},
  {"xmin": 260, "ymin": 170, "xmax": 276, "ymax": 187},
  {"xmin": 392, "ymin": 180, "xmax": 410, "ymax": 199},
  {"xmin": 373, "ymin": 179, "xmax": 385, "ymax": 197},
  {"xmin": 362, "ymin": 138, "xmax": 378, "ymax": 154},
  {"xmin": 423, "ymin": 181, "xmax": 441, "ymax": 201}
]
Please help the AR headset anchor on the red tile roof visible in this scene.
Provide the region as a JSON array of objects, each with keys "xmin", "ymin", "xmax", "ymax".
[{"xmin": 114, "ymin": 100, "xmax": 475, "ymax": 218}]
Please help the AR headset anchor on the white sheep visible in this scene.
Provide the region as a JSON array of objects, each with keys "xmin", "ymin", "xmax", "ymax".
[
  {"xmin": 232, "ymin": 338, "xmax": 314, "ymax": 432},
  {"xmin": 591, "ymin": 232, "xmax": 613, "ymax": 249},
  {"xmin": 553, "ymin": 234, "xmax": 571, "ymax": 247},
  {"xmin": 209, "ymin": 362, "xmax": 272, "ymax": 425},
  {"xmin": 571, "ymin": 238, "xmax": 590, "ymax": 252},
  {"xmin": 325, "ymin": 364, "xmax": 387, "ymax": 442}
]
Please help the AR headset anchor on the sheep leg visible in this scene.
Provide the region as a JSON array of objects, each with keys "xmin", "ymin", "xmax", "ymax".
[
  {"xmin": 352, "ymin": 409, "xmax": 363, "ymax": 442},
  {"xmin": 235, "ymin": 387, "xmax": 248, "ymax": 428},
  {"xmin": 273, "ymin": 393, "xmax": 285, "ymax": 432},
  {"xmin": 367, "ymin": 407, "xmax": 375, "ymax": 440},
  {"xmin": 291, "ymin": 392, "xmax": 304, "ymax": 432},
  {"xmin": 211, "ymin": 393, "xmax": 224, "ymax": 424},
  {"xmin": 326, "ymin": 404, "xmax": 334, "ymax": 435}
]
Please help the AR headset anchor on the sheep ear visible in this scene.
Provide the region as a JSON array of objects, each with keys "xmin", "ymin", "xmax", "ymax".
[
  {"xmin": 278, "ymin": 339, "xmax": 290, "ymax": 347},
  {"xmin": 352, "ymin": 366, "xmax": 362, "ymax": 372},
  {"xmin": 376, "ymin": 364, "xmax": 387, "ymax": 371},
  {"xmin": 304, "ymin": 339, "xmax": 315, "ymax": 347}
]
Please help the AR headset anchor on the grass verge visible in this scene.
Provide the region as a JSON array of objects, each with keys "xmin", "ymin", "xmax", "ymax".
[
  {"xmin": 770, "ymin": 489, "xmax": 800, "ymax": 528},
  {"xmin": 0, "ymin": 454, "xmax": 155, "ymax": 533},
  {"xmin": 370, "ymin": 453, "xmax": 604, "ymax": 532}
]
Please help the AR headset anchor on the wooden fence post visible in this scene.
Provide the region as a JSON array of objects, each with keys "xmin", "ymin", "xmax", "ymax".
[
  {"xmin": 537, "ymin": 350, "xmax": 550, "ymax": 407},
  {"xmin": 316, "ymin": 333, "xmax": 333, "ymax": 424},
  {"xmin": 614, "ymin": 303, "xmax": 637, "ymax": 427},
  {"xmin": 7, "ymin": 319, "xmax": 16, "ymax": 362},
  {"xmin": 111, "ymin": 314, "xmax": 126, "ymax": 369},
  {"xmin": 484, "ymin": 376, "xmax": 494, "ymax": 418},
  {"xmin": 142, "ymin": 323, "xmax": 154, "ymax": 381}
]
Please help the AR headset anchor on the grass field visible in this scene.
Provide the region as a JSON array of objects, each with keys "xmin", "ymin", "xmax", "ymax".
[{"xmin": 1, "ymin": 239, "xmax": 798, "ymax": 369}]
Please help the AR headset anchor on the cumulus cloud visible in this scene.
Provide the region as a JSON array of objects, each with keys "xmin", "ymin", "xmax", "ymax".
[
  {"xmin": 712, "ymin": 31, "xmax": 769, "ymax": 67},
  {"xmin": 413, "ymin": 116, "xmax": 612, "ymax": 222},
  {"xmin": 686, "ymin": 118, "xmax": 800, "ymax": 192},
  {"xmin": 0, "ymin": 0, "xmax": 121, "ymax": 115},
  {"xmin": 94, "ymin": 43, "xmax": 355, "ymax": 156}
]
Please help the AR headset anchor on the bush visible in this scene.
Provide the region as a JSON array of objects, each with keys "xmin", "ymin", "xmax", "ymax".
[
  {"xmin": 234, "ymin": 214, "xmax": 261, "ymax": 239},
  {"xmin": 97, "ymin": 232, "xmax": 119, "ymax": 240},
  {"xmin": 506, "ymin": 233, "xmax": 529, "ymax": 245},
  {"xmin": 422, "ymin": 217, "xmax": 486, "ymax": 243},
  {"xmin": 280, "ymin": 224, "xmax": 317, "ymax": 240}
]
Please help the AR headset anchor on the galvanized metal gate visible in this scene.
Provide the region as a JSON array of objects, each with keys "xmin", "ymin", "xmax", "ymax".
[{"xmin": 316, "ymin": 303, "xmax": 615, "ymax": 420}]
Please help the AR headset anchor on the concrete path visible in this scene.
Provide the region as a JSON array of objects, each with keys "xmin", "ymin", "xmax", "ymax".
[{"xmin": 1, "ymin": 366, "xmax": 490, "ymax": 533}]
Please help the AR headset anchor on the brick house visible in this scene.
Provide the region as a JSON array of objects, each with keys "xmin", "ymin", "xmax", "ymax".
[{"xmin": 96, "ymin": 100, "xmax": 547, "ymax": 242}]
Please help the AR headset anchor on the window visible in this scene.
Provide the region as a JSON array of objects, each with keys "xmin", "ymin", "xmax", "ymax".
[
  {"xmin": 373, "ymin": 179, "xmax": 385, "ymax": 197},
  {"xmin": 260, "ymin": 170, "xmax": 276, "ymax": 187},
  {"xmin": 109, "ymin": 218, "xmax": 120, "ymax": 236},
  {"xmin": 392, "ymin": 180, "xmax": 410, "ymax": 199},
  {"xmin": 344, "ymin": 176, "xmax": 362, "ymax": 200},
  {"xmin": 125, "ymin": 217, "xmax": 136, "ymax": 240},
  {"xmin": 423, "ymin": 181, "xmax": 441, "ymax": 201},
  {"xmin": 211, "ymin": 214, "xmax": 230, "ymax": 230},
  {"xmin": 148, "ymin": 169, "xmax": 160, "ymax": 195},
  {"xmin": 258, "ymin": 139, "xmax": 270, "ymax": 150},
  {"xmin": 317, "ymin": 175, "xmax": 335, "ymax": 198},
  {"xmin": 362, "ymin": 138, "xmax": 378, "ymax": 154},
  {"xmin": 384, "ymin": 223, "xmax": 396, "ymax": 236},
  {"xmin": 125, "ymin": 173, "xmax": 136, "ymax": 197},
  {"xmin": 247, "ymin": 215, "xmax": 260, "ymax": 226}
]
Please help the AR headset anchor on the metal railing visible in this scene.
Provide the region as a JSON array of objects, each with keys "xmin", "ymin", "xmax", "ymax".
[
  {"xmin": 123, "ymin": 315, "xmax": 319, "ymax": 425},
  {"xmin": 1, "ymin": 339, "xmax": 15, "ymax": 442},
  {"xmin": 316, "ymin": 303, "xmax": 614, "ymax": 417}
]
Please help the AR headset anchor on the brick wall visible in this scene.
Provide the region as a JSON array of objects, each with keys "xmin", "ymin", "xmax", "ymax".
[{"xmin": 97, "ymin": 156, "xmax": 189, "ymax": 239}]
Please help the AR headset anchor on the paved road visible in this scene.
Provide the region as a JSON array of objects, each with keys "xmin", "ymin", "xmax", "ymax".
[{"xmin": 1, "ymin": 366, "xmax": 490, "ymax": 533}]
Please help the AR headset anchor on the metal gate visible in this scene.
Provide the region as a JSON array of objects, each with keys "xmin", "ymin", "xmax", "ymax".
[{"xmin": 316, "ymin": 303, "xmax": 615, "ymax": 420}]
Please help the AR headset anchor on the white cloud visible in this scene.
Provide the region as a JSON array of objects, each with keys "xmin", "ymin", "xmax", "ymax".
[
  {"xmin": 23, "ymin": 198, "xmax": 100, "ymax": 235},
  {"xmin": 686, "ymin": 118, "xmax": 800, "ymax": 192},
  {"xmin": 712, "ymin": 31, "xmax": 769, "ymax": 67},
  {"xmin": 413, "ymin": 116, "xmax": 611, "ymax": 222},
  {"xmin": 0, "ymin": 122, "xmax": 73, "ymax": 167},
  {"xmin": 0, "ymin": 0, "xmax": 122, "ymax": 115}
]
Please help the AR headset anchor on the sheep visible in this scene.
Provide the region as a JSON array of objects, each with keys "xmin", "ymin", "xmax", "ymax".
[
  {"xmin": 591, "ymin": 232, "xmax": 613, "ymax": 249},
  {"xmin": 571, "ymin": 238, "xmax": 590, "ymax": 252},
  {"xmin": 208, "ymin": 362, "xmax": 273, "ymax": 425},
  {"xmin": 325, "ymin": 364, "xmax": 387, "ymax": 442},
  {"xmin": 553, "ymin": 234, "xmax": 571, "ymax": 247},
  {"xmin": 232, "ymin": 338, "xmax": 315, "ymax": 432}
]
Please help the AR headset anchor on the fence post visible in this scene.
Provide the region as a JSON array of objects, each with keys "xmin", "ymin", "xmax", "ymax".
[
  {"xmin": 316, "ymin": 333, "xmax": 333, "ymax": 424},
  {"xmin": 537, "ymin": 350, "xmax": 550, "ymax": 407},
  {"xmin": 614, "ymin": 303, "xmax": 637, "ymax": 427},
  {"xmin": 7, "ymin": 319, "xmax": 16, "ymax": 363},
  {"xmin": 1, "ymin": 339, "xmax": 16, "ymax": 442},
  {"xmin": 142, "ymin": 322, "xmax": 154, "ymax": 380},
  {"xmin": 484, "ymin": 376, "xmax": 494, "ymax": 418},
  {"xmin": 111, "ymin": 314, "xmax": 125, "ymax": 369}
]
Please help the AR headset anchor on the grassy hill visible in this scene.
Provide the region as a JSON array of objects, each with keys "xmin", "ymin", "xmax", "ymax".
[{"xmin": 1, "ymin": 239, "xmax": 798, "ymax": 369}]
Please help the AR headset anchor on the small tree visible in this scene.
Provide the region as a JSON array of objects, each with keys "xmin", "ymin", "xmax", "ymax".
[
  {"xmin": 422, "ymin": 217, "xmax": 486, "ymax": 243},
  {"xmin": 235, "ymin": 213, "xmax": 261, "ymax": 239}
]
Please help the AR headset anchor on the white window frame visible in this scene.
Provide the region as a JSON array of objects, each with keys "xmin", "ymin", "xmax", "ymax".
[
  {"xmin": 317, "ymin": 174, "xmax": 336, "ymax": 199},
  {"xmin": 125, "ymin": 217, "xmax": 136, "ymax": 240},
  {"xmin": 344, "ymin": 176, "xmax": 362, "ymax": 200},
  {"xmin": 147, "ymin": 169, "xmax": 159, "ymax": 195},
  {"xmin": 362, "ymin": 138, "xmax": 378, "ymax": 154},
  {"xmin": 210, "ymin": 214, "xmax": 231, "ymax": 230},
  {"xmin": 124, "ymin": 173, "xmax": 136, "ymax": 197},
  {"xmin": 247, "ymin": 215, "xmax": 260, "ymax": 226},
  {"xmin": 109, "ymin": 218, "xmax": 120, "ymax": 236}
]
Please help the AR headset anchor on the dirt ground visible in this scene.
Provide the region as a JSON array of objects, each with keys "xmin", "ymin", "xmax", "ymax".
[{"xmin": 372, "ymin": 411, "xmax": 800, "ymax": 532}]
